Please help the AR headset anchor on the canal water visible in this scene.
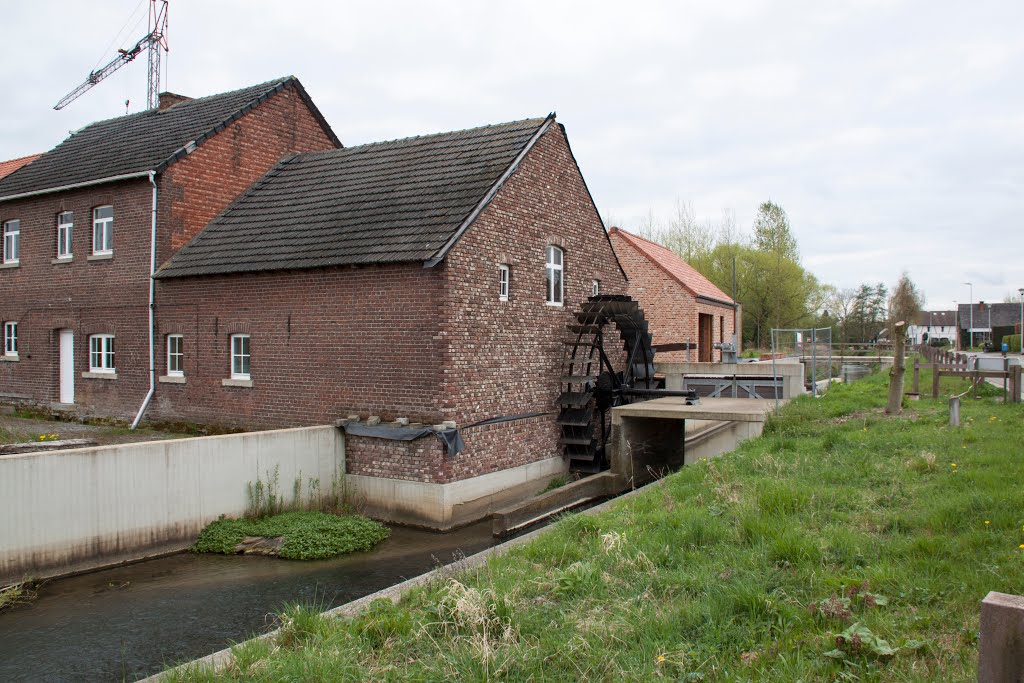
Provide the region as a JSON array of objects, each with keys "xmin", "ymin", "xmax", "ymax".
[{"xmin": 0, "ymin": 521, "xmax": 497, "ymax": 682}]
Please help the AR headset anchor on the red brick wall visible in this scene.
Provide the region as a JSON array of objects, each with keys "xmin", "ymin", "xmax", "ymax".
[
  {"xmin": 0, "ymin": 180, "xmax": 154, "ymax": 414},
  {"xmin": 151, "ymin": 263, "xmax": 445, "ymax": 428},
  {"xmin": 157, "ymin": 82, "xmax": 337, "ymax": 262},
  {"xmin": 432, "ymin": 123, "xmax": 628, "ymax": 479},
  {"xmin": 610, "ymin": 231, "xmax": 735, "ymax": 363}
]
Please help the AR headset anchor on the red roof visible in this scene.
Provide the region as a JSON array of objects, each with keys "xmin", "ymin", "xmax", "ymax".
[
  {"xmin": 609, "ymin": 227, "xmax": 733, "ymax": 304},
  {"xmin": 0, "ymin": 153, "xmax": 41, "ymax": 180}
]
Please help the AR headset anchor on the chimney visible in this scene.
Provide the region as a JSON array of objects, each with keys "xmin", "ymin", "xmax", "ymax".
[{"xmin": 158, "ymin": 92, "xmax": 191, "ymax": 111}]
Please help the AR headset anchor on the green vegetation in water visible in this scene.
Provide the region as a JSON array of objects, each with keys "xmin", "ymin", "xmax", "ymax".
[
  {"xmin": 542, "ymin": 475, "xmax": 569, "ymax": 493},
  {"xmin": 167, "ymin": 366, "xmax": 1023, "ymax": 681},
  {"xmin": 192, "ymin": 511, "xmax": 389, "ymax": 561},
  {"xmin": 0, "ymin": 580, "xmax": 39, "ymax": 612}
]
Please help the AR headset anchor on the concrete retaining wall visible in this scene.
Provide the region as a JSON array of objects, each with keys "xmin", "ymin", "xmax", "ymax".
[{"xmin": 0, "ymin": 426, "xmax": 343, "ymax": 583}]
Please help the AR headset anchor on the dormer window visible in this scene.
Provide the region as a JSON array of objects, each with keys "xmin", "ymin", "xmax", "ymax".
[{"xmin": 92, "ymin": 206, "xmax": 113, "ymax": 255}]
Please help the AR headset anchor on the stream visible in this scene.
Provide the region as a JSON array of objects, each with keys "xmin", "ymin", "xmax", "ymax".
[{"xmin": 0, "ymin": 520, "xmax": 497, "ymax": 682}]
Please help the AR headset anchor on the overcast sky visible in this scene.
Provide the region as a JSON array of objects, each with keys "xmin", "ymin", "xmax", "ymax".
[{"xmin": 2, "ymin": 0, "xmax": 1021, "ymax": 310}]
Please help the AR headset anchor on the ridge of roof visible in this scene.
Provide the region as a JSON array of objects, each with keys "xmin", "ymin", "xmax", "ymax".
[
  {"xmin": 156, "ymin": 116, "xmax": 551, "ymax": 279},
  {"xmin": 0, "ymin": 76, "xmax": 340, "ymax": 200},
  {"xmin": 609, "ymin": 227, "xmax": 734, "ymax": 305}
]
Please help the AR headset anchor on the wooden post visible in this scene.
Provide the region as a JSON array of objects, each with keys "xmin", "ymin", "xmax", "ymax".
[
  {"xmin": 913, "ymin": 358, "xmax": 920, "ymax": 394},
  {"xmin": 949, "ymin": 396, "xmax": 960, "ymax": 427},
  {"xmin": 933, "ymin": 363, "xmax": 941, "ymax": 399}
]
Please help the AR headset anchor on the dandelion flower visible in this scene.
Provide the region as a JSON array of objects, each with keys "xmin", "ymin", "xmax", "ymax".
[
  {"xmin": 657, "ymin": 655, "xmax": 666, "ymax": 663},
  {"xmin": 985, "ymin": 521, "xmax": 990, "ymax": 525}
]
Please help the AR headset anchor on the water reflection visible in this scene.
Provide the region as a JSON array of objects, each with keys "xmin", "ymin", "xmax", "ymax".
[{"xmin": 0, "ymin": 521, "xmax": 496, "ymax": 682}]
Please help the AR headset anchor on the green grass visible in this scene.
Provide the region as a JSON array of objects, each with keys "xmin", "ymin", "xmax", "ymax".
[
  {"xmin": 167, "ymin": 367, "xmax": 1024, "ymax": 681},
  {"xmin": 191, "ymin": 511, "xmax": 390, "ymax": 561}
]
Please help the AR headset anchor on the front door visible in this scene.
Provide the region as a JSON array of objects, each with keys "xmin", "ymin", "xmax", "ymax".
[
  {"xmin": 699, "ymin": 314, "xmax": 713, "ymax": 362},
  {"xmin": 59, "ymin": 329, "xmax": 74, "ymax": 405}
]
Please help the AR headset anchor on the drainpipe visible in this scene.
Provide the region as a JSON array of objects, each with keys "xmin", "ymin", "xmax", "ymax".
[{"xmin": 131, "ymin": 171, "xmax": 158, "ymax": 429}]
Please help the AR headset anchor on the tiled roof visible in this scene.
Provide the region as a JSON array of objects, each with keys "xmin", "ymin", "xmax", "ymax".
[
  {"xmin": 958, "ymin": 303, "xmax": 1022, "ymax": 328},
  {"xmin": 913, "ymin": 310, "xmax": 956, "ymax": 327},
  {"xmin": 609, "ymin": 228, "xmax": 733, "ymax": 304},
  {"xmin": 156, "ymin": 116, "xmax": 551, "ymax": 278},
  {"xmin": 0, "ymin": 77, "xmax": 339, "ymax": 199},
  {"xmin": 0, "ymin": 154, "xmax": 41, "ymax": 180}
]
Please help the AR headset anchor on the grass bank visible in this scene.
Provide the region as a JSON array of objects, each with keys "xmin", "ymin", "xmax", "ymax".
[
  {"xmin": 168, "ymin": 368, "xmax": 1023, "ymax": 681},
  {"xmin": 192, "ymin": 511, "xmax": 390, "ymax": 561}
]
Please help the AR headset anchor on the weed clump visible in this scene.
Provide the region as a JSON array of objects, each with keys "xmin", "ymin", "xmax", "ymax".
[{"xmin": 192, "ymin": 511, "xmax": 389, "ymax": 560}]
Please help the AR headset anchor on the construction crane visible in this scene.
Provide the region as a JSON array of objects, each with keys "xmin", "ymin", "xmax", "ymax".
[{"xmin": 54, "ymin": 0, "xmax": 169, "ymax": 112}]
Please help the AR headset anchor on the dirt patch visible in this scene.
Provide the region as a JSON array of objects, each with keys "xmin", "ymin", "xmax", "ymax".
[{"xmin": 0, "ymin": 414, "xmax": 192, "ymax": 447}]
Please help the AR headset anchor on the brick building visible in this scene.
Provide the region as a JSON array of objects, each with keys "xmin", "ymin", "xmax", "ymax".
[
  {"xmin": 609, "ymin": 228, "xmax": 737, "ymax": 362},
  {"xmin": 2, "ymin": 80, "xmax": 627, "ymax": 526},
  {"xmin": 0, "ymin": 77, "xmax": 340, "ymax": 422}
]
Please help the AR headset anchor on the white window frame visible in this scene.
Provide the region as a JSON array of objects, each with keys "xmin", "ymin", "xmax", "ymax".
[
  {"xmin": 92, "ymin": 206, "xmax": 113, "ymax": 255},
  {"xmin": 3, "ymin": 322, "xmax": 16, "ymax": 357},
  {"xmin": 498, "ymin": 264, "xmax": 510, "ymax": 301},
  {"xmin": 231, "ymin": 334, "xmax": 250, "ymax": 380},
  {"xmin": 545, "ymin": 245, "xmax": 563, "ymax": 306},
  {"xmin": 167, "ymin": 334, "xmax": 184, "ymax": 377},
  {"xmin": 89, "ymin": 334, "xmax": 115, "ymax": 373},
  {"xmin": 57, "ymin": 211, "xmax": 74, "ymax": 259},
  {"xmin": 592, "ymin": 279, "xmax": 601, "ymax": 296},
  {"xmin": 3, "ymin": 219, "xmax": 20, "ymax": 264}
]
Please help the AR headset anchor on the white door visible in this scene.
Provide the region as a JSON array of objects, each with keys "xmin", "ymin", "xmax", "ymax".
[{"xmin": 59, "ymin": 329, "xmax": 74, "ymax": 405}]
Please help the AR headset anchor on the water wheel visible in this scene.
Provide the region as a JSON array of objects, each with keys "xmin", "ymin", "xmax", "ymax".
[{"xmin": 556, "ymin": 295, "xmax": 658, "ymax": 472}]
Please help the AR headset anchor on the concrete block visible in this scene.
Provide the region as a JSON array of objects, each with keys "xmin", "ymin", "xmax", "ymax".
[
  {"xmin": 395, "ymin": 417, "xmax": 410, "ymax": 426},
  {"xmin": 347, "ymin": 414, "xmax": 360, "ymax": 422},
  {"xmin": 979, "ymin": 591, "xmax": 1024, "ymax": 682},
  {"xmin": 366, "ymin": 416, "xmax": 381, "ymax": 426}
]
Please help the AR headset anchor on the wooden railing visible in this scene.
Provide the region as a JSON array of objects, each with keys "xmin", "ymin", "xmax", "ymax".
[{"xmin": 915, "ymin": 345, "xmax": 1021, "ymax": 403}]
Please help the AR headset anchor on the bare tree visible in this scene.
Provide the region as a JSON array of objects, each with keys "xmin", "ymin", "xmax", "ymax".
[{"xmin": 886, "ymin": 273, "xmax": 924, "ymax": 415}]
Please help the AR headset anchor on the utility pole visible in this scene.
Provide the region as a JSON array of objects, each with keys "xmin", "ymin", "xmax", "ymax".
[{"xmin": 965, "ymin": 282, "xmax": 973, "ymax": 349}]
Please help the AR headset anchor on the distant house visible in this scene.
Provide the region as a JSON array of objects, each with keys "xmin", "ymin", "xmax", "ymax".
[
  {"xmin": 907, "ymin": 310, "xmax": 956, "ymax": 345},
  {"xmin": 0, "ymin": 154, "xmax": 40, "ymax": 180},
  {"xmin": 608, "ymin": 228, "xmax": 737, "ymax": 362},
  {"xmin": 957, "ymin": 303, "xmax": 1023, "ymax": 348}
]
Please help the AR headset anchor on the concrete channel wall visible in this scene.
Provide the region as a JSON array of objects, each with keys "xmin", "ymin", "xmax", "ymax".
[{"xmin": 0, "ymin": 426, "xmax": 343, "ymax": 584}]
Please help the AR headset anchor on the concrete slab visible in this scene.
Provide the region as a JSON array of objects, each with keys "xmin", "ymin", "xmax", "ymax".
[{"xmin": 612, "ymin": 397, "xmax": 777, "ymax": 423}]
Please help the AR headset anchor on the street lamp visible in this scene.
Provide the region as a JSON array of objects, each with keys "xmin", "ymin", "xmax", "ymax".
[
  {"xmin": 1018, "ymin": 288, "xmax": 1023, "ymax": 355},
  {"xmin": 965, "ymin": 282, "xmax": 973, "ymax": 349}
]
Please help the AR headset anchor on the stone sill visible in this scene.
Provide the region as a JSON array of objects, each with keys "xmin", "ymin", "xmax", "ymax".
[
  {"xmin": 82, "ymin": 371, "xmax": 117, "ymax": 380},
  {"xmin": 0, "ymin": 354, "xmax": 18, "ymax": 362},
  {"xmin": 159, "ymin": 375, "xmax": 186, "ymax": 384},
  {"xmin": 0, "ymin": 261, "xmax": 19, "ymax": 269},
  {"xmin": 51, "ymin": 257, "xmax": 73, "ymax": 265},
  {"xmin": 87, "ymin": 253, "xmax": 113, "ymax": 261},
  {"xmin": 222, "ymin": 378, "xmax": 253, "ymax": 388}
]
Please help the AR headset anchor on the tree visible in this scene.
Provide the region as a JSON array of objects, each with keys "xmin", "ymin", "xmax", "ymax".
[
  {"xmin": 885, "ymin": 273, "xmax": 924, "ymax": 415},
  {"xmin": 752, "ymin": 201, "xmax": 799, "ymax": 262}
]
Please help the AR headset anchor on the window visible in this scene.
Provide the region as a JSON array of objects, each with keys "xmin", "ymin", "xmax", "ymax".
[
  {"xmin": 592, "ymin": 279, "xmax": 601, "ymax": 296},
  {"xmin": 498, "ymin": 264, "xmax": 510, "ymax": 301},
  {"xmin": 3, "ymin": 322, "xmax": 16, "ymax": 356},
  {"xmin": 231, "ymin": 334, "xmax": 250, "ymax": 379},
  {"xmin": 92, "ymin": 206, "xmax": 113, "ymax": 255},
  {"xmin": 545, "ymin": 245, "xmax": 563, "ymax": 306},
  {"xmin": 89, "ymin": 334, "xmax": 115, "ymax": 372},
  {"xmin": 167, "ymin": 334, "xmax": 184, "ymax": 376},
  {"xmin": 3, "ymin": 220, "xmax": 20, "ymax": 264},
  {"xmin": 57, "ymin": 212, "xmax": 73, "ymax": 259}
]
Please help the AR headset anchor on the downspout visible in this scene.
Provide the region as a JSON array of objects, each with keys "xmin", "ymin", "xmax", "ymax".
[{"xmin": 131, "ymin": 171, "xmax": 158, "ymax": 429}]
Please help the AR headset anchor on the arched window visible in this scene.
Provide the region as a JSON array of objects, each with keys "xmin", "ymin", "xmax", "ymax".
[{"xmin": 545, "ymin": 246, "xmax": 563, "ymax": 306}]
